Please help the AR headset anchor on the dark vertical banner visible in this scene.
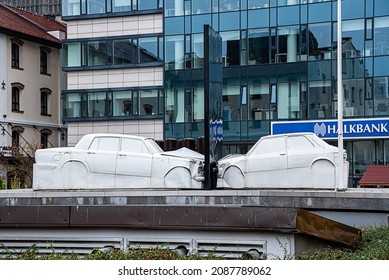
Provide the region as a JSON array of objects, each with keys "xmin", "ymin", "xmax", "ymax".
[{"xmin": 204, "ymin": 25, "xmax": 223, "ymax": 190}]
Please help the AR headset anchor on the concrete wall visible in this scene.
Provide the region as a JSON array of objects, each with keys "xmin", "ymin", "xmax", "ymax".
[{"xmin": 66, "ymin": 14, "xmax": 163, "ymax": 39}]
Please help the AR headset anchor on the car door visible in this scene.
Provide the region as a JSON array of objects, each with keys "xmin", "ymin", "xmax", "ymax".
[
  {"xmin": 115, "ymin": 138, "xmax": 152, "ymax": 178},
  {"xmin": 286, "ymin": 135, "xmax": 319, "ymax": 170},
  {"xmin": 246, "ymin": 135, "xmax": 288, "ymax": 187},
  {"xmin": 85, "ymin": 137, "xmax": 119, "ymax": 174}
]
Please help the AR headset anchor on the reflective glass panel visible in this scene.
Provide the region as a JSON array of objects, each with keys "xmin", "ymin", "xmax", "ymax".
[
  {"xmin": 63, "ymin": 0, "xmax": 81, "ymax": 16},
  {"xmin": 139, "ymin": 37, "xmax": 159, "ymax": 62},
  {"xmin": 113, "ymin": 91, "xmax": 132, "ymax": 116},
  {"xmin": 374, "ymin": 17, "xmax": 389, "ymax": 56},
  {"xmin": 140, "ymin": 90, "xmax": 159, "ymax": 115},
  {"xmin": 220, "ymin": 0, "xmax": 240, "ymax": 12},
  {"xmin": 192, "ymin": 0, "xmax": 211, "ymax": 14},
  {"xmin": 374, "ymin": 77, "xmax": 389, "ymax": 116},
  {"xmin": 308, "ymin": 2, "xmax": 331, "ymax": 23},
  {"xmin": 248, "ymin": 9, "xmax": 269, "ymax": 29},
  {"xmin": 113, "ymin": 0, "xmax": 131, "ymax": 12},
  {"xmin": 63, "ymin": 43, "xmax": 81, "ymax": 67},
  {"xmin": 113, "ymin": 39, "xmax": 138, "ymax": 64},
  {"xmin": 165, "ymin": 35, "xmax": 185, "ymax": 70},
  {"xmin": 88, "ymin": 41, "xmax": 107, "ymax": 66},
  {"xmin": 87, "ymin": 0, "xmax": 106, "ymax": 14},
  {"xmin": 375, "ymin": 0, "xmax": 389, "ymax": 17},
  {"xmin": 220, "ymin": 12, "xmax": 240, "ymax": 31},
  {"xmin": 278, "ymin": 6, "xmax": 299, "ymax": 26},
  {"xmin": 248, "ymin": 29, "xmax": 269, "ymax": 64},
  {"xmin": 63, "ymin": 93, "xmax": 81, "ymax": 118},
  {"xmin": 88, "ymin": 92, "xmax": 107, "ymax": 117},
  {"xmin": 139, "ymin": 0, "xmax": 158, "ymax": 10}
]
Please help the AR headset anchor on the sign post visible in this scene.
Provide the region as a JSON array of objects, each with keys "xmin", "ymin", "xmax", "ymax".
[
  {"xmin": 337, "ymin": 0, "xmax": 344, "ymax": 190},
  {"xmin": 203, "ymin": 25, "xmax": 223, "ymax": 190}
]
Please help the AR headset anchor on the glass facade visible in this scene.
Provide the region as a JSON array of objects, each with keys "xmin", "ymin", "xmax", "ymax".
[
  {"xmin": 164, "ymin": 0, "xmax": 389, "ymax": 186},
  {"xmin": 63, "ymin": 88, "xmax": 164, "ymax": 120},
  {"xmin": 63, "ymin": 36, "xmax": 164, "ymax": 69},
  {"xmin": 62, "ymin": 0, "xmax": 163, "ymax": 17}
]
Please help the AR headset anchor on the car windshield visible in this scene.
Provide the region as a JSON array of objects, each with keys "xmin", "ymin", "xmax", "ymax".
[
  {"xmin": 145, "ymin": 138, "xmax": 164, "ymax": 153},
  {"xmin": 309, "ymin": 134, "xmax": 328, "ymax": 148}
]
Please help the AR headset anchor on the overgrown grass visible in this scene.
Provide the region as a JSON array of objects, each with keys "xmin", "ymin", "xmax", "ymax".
[
  {"xmin": 299, "ymin": 226, "xmax": 389, "ymax": 260},
  {"xmin": 1, "ymin": 227, "xmax": 388, "ymax": 260},
  {"xmin": 0, "ymin": 245, "xmax": 226, "ymax": 260}
]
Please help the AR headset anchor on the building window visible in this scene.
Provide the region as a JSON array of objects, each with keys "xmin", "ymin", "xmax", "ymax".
[
  {"xmin": 11, "ymin": 130, "xmax": 19, "ymax": 147},
  {"xmin": 40, "ymin": 88, "xmax": 52, "ymax": 116},
  {"xmin": 40, "ymin": 50, "xmax": 48, "ymax": 74},
  {"xmin": 63, "ymin": 0, "xmax": 161, "ymax": 17},
  {"xmin": 11, "ymin": 43, "xmax": 19, "ymax": 68},
  {"xmin": 63, "ymin": 35, "xmax": 163, "ymax": 68},
  {"xmin": 40, "ymin": 129, "xmax": 52, "ymax": 149},
  {"xmin": 63, "ymin": 88, "xmax": 164, "ymax": 119},
  {"xmin": 12, "ymin": 88, "xmax": 20, "ymax": 111},
  {"xmin": 40, "ymin": 47, "xmax": 51, "ymax": 75},
  {"xmin": 11, "ymin": 126, "xmax": 24, "ymax": 149},
  {"xmin": 11, "ymin": 38, "xmax": 23, "ymax": 69},
  {"xmin": 11, "ymin": 83, "xmax": 24, "ymax": 113}
]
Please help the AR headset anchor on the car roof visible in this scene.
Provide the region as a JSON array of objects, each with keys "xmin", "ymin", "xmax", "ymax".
[
  {"xmin": 75, "ymin": 133, "xmax": 153, "ymax": 149},
  {"xmin": 263, "ymin": 132, "xmax": 315, "ymax": 139},
  {"xmin": 82, "ymin": 133, "xmax": 151, "ymax": 141}
]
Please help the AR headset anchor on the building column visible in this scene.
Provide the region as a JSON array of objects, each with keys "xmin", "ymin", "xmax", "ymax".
[
  {"xmin": 286, "ymin": 0, "xmax": 299, "ymax": 63},
  {"xmin": 287, "ymin": 28, "xmax": 298, "ymax": 63}
]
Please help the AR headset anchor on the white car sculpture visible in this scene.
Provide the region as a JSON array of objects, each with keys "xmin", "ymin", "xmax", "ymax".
[
  {"xmin": 33, "ymin": 134, "xmax": 204, "ymax": 190},
  {"xmin": 217, "ymin": 133, "xmax": 349, "ymax": 189}
]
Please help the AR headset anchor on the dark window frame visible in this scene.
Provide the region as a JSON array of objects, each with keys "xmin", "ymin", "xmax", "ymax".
[
  {"xmin": 11, "ymin": 130, "xmax": 20, "ymax": 148},
  {"xmin": 11, "ymin": 38, "xmax": 23, "ymax": 70},
  {"xmin": 40, "ymin": 47, "xmax": 51, "ymax": 75},
  {"xmin": 12, "ymin": 87, "xmax": 20, "ymax": 112},
  {"xmin": 11, "ymin": 83, "xmax": 25, "ymax": 113},
  {"xmin": 40, "ymin": 88, "xmax": 52, "ymax": 116},
  {"xmin": 11, "ymin": 43, "xmax": 20, "ymax": 69}
]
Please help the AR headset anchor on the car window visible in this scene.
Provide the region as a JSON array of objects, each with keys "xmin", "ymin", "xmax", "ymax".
[
  {"xmin": 287, "ymin": 136, "xmax": 316, "ymax": 152},
  {"xmin": 255, "ymin": 137, "xmax": 285, "ymax": 154},
  {"xmin": 89, "ymin": 137, "xmax": 120, "ymax": 152},
  {"xmin": 121, "ymin": 138, "xmax": 148, "ymax": 153}
]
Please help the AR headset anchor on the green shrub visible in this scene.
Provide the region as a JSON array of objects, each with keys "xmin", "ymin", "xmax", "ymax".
[
  {"xmin": 1, "ymin": 227, "xmax": 388, "ymax": 260},
  {"xmin": 299, "ymin": 226, "xmax": 389, "ymax": 260},
  {"xmin": 0, "ymin": 178, "xmax": 5, "ymax": 190}
]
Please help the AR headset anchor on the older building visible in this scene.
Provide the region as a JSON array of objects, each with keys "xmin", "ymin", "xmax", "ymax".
[{"xmin": 0, "ymin": 3, "xmax": 66, "ymax": 187}]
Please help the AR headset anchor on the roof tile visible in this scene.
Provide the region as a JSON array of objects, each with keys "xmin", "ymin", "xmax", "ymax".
[{"xmin": 0, "ymin": 4, "xmax": 65, "ymax": 45}]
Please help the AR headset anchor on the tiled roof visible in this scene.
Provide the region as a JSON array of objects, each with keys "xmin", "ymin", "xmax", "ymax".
[
  {"xmin": 0, "ymin": 4, "xmax": 65, "ymax": 46},
  {"xmin": 359, "ymin": 165, "xmax": 389, "ymax": 187}
]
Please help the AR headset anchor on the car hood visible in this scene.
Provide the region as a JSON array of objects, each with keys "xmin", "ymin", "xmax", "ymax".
[{"xmin": 161, "ymin": 147, "xmax": 204, "ymax": 160}]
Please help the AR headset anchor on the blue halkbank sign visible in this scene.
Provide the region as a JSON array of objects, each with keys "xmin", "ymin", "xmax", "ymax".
[{"xmin": 272, "ymin": 118, "xmax": 389, "ymax": 139}]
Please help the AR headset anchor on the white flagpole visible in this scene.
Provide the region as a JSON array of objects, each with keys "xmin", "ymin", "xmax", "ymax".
[{"xmin": 337, "ymin": 0, "xmax": 344, "ymax": 190}]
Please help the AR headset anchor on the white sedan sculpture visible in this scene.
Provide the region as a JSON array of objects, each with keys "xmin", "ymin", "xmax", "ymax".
[
  {"xmin": 33, "ymin": 134, "xmax": 204, "ymax": 190},
  {"xmin": 217, "ymin": 133, "xmax": 349, "ymax": 189}
]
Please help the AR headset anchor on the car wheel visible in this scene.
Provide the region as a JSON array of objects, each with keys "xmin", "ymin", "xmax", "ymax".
[
  {"xmin": 61, "ymin": 161, "xmax": 88, "ymax": 189},
  {"xmin": 312, "ymin": 160, "xmax": 336, "ymax": 188},
  {"xmin": 164, "ymin": 167, "xmax": 191, "ymax": 189},
  {"xmin": 223, "ymin": 166, "xmax": 245, "ymax": 188}
]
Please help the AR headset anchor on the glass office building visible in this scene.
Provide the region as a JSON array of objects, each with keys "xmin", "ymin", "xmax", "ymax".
[
  {"xmin": 61, "ymin": 0, "xmax": 389, "ymax": 187},
  {"xmin": 1, "ymin": 0, "xmax": 61, "ymax": 16},
  {"xmin": 164, "ymin": 0, "xmax": 389, "ymax": 186}
]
